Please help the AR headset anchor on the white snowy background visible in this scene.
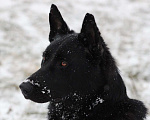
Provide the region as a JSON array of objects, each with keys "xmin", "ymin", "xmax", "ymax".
[{"xmin": 0, "ymin": 0, "xmax": 150, "ymax": 120}]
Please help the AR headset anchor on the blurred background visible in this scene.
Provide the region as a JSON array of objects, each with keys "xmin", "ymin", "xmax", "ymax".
[{"xmin": 0, "ymin": 0, "xmax": 150, "ymax": 120}]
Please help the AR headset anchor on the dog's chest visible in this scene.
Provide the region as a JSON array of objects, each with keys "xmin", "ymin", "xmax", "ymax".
[{"xmin": 48, "ymin": 102, "xmax": 91, "ymax": 120}]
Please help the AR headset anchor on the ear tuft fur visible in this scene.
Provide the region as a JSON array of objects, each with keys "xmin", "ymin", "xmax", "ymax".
[
  {"xmin": 49, "ymin": 4, "xmax": 70, "ymax": 42},
  {"xmin": 80, "ymin": 13, "xmax": 104, "ymax": 58}
]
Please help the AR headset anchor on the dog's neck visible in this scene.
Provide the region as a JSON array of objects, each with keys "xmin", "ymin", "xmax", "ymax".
[{"xmin": 48, "ymin": 93, "xmax": 104, "ymax": 120}]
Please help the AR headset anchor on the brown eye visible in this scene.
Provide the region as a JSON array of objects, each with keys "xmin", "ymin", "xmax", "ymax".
[{"xmin": 61, "ymin": 61, "xmax": 67, "ymax": 67}]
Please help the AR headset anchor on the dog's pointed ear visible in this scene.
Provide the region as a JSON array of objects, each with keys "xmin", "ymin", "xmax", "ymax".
[
  {"xmin": 79, "ymin": 13, "xmax": 104, "ymax": 56},
  {"xmin": 49, "ymin": 4, "xmax": 70, "ymax": 42}
]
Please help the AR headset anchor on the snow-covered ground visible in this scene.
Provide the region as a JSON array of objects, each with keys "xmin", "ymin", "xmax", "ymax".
[{"xmin": 0, "ymin": 0, "xmax": 150, "ymax": 120}]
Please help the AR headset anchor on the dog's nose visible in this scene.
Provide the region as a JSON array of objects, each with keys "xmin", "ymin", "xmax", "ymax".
[{"xmin": 19, "ymin": 82, "xmax": 34, "ymax": 99}]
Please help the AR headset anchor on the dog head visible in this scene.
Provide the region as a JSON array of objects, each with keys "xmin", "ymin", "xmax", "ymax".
[{"xmin": 19, "ymin": 4, "xmax": 127, "ymax": 103}]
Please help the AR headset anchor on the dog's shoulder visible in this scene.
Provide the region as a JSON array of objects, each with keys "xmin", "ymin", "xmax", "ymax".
[
  {"xmin": 89, "ymin": 99, "xmax": 147, "ymax": 120},
  {"xmin": 114, "ymin": 99, "xmax": 147, "ymax": 120}
]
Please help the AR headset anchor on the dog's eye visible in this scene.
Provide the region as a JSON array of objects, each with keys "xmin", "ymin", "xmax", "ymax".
[{"xmin": 61, "ymin": 61, "xmax": 68, "ymax": 67}]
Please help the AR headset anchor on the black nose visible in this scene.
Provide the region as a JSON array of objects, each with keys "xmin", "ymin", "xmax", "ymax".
[{"xmin": 19, "ymin": 82, "xmax": 34, "ymax": 99}]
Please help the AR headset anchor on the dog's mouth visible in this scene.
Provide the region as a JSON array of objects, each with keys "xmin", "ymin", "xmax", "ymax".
[
  {"xmin": 51, "ymin": 98, "xmax": 63, "ymax": 103},
  {"xmin": 19, "ymin": 79, "xmax": 51, "ymax": 102},
  {"xmin": 19, "ymin": 79, "xmax": 66, "ymax": 103}
]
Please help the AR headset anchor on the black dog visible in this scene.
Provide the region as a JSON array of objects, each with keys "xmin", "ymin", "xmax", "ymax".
[{"xmin": 19, "ymin": 4, "xmax": 147, "ymax": 120}]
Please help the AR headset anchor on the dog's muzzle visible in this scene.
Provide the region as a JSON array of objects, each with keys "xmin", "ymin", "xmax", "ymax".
[{"xmin": 19, "ymin": 79, "xmax": 34, "ymax": 99}]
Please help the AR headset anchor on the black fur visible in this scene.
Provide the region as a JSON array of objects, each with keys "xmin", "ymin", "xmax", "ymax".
[{"xmin": 19, "ymin": 4, "xmax": 147, "ymax": 120}]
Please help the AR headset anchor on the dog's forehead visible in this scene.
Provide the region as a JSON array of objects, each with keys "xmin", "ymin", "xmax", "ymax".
[
  {"xmin": 46, "ymin": 34, "xmax": 81, "ymax": 53},
  {"xmin": 55, "ymin": 33, "xmax": 78, "ymax": 42}
]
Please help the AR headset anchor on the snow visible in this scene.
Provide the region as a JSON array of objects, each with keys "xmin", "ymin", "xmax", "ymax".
[
  {"xmin": 92, "ymin": 97, "xmax": 104, "ymax": 107},
  {"xmin": 0, "ymin": 0, "xmax": 150, "ymax": 120}
]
